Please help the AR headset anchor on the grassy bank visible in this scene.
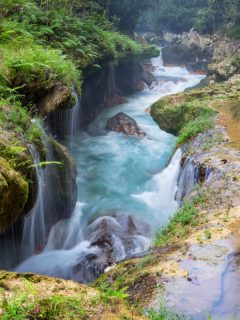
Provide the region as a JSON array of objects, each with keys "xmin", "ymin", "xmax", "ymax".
[
  {"xmin": 151, "ymin": 80, "xmax": 240, "ymax": 146},
  {"xmin": 0, "ymin": 0, "xmax": 157, "ymax": 106}
]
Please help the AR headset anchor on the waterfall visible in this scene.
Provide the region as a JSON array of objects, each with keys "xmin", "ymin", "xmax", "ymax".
[
  {"xmin": 46, "ymin": 88, "xmax": 81, "ymax": 151},
  {"xmin": 21, "ymin": 91, "xmax": 81, "ymax": 259},
  {"xmin": 108, "ymin": 62, "xmax": 116, "ymax": 99},
  {"xmin": 11, "ymin": 50, "xmax": 206, "ymax": 283},
  {"xmin": 132, "ymin": 148, "xmax": 182, "ymax": 228},
  {"xmin": 21, "ymin": 143, "xmax": 46, "ymax": 258},
  {"xmin": 176, "ymin": 157, "xmax": 198, "ymax": 202},
  {"xmin": 176, "ymin": 157, "xmax": 212, "ymax": 202},
  {"xmin": 15, "ymin": 149, "xmax": 182, "ymax": 282}
]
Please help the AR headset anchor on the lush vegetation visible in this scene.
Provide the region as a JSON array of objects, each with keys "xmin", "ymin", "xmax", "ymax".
[
  {"xmin": 138, "ymin": 0, "xmax": 240, "ymax": 36},
  {"xmin": 0, "ymin": 0, "xmax": 150, "ymax": 107},
  {"xmin": 154, "ymin": 202, "xmax": 199, "ymax": 247},
  {"xmin": 151, "ymin": 95, "xmax": 216, "ymax": 142}
]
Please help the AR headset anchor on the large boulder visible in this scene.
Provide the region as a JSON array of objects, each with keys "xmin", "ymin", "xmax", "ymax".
[
  {"xmin": 209, "ymin": 57, "xmax": 240, "ymax": 81},
  {"xmin": 106, "ymin": 112, "xmax": 146, "ymax": 137}
]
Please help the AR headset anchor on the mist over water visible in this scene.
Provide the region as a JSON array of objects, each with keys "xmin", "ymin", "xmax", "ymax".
[{"xmin": 15, "ymin": 54, "xmax": 205, "ymax": 282}]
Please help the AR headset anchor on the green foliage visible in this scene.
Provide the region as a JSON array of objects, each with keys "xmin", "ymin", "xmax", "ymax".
[
  {"xmin": 0, "ymin": 100, "xmax": 42, "ymax": 144},
  {"xmin": 1, "ymin": 291, "xmax": 35, "ymax": 320},
  {"xmin": 29, "ymin": 161, "xmax": 63, "ymax": 168},
  {"xmin": 38, "ymin": 295, "xmax": 87, "ymax": 319},
  {"xmin": 154, "ymin": 202, "xmax": 199, "ymax": 247},
  {"xmin": 177, "ymin": 115, "xmax": 214, "ymax": 145},
  {"xmin": 148, "ymin": 307, "xmax": 186, "ymax": 320},
  {"xmin": 151, "ymin": 97, "xmax": 216, "ymax": 140},
  {"xmin": 138, "ymin": 0, "xmax": 240, "ymax": 34},
  {"xmin": 98, "ymin": 281, "xmax": 129, "ymax": 303},
  {"xmin": 0, "ymin": 0, "xmax": 147, "ymax": 103},
  {"xmin": 231, "ymin": 55, "xmax": 240, "ymax": 68},
  {"xmin": 0, "ymin": 289, "xmax": 87, "ymax": 320},
  {"xmin": 99, "ymin": 0, "xmax": 155, "ymax": 33}
]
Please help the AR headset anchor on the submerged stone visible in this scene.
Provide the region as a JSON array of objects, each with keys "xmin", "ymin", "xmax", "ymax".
[{"xmin": 106, "ymin": 112, "xmax": 146, "ymax": 137}]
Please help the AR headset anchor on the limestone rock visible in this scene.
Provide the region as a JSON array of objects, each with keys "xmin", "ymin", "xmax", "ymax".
[
  {"xmin": 37, "ymin": 84, "xmax": 75, "ymax": 115},
  {"xmin": 0, "ymin": 157, "xmax": 28, "ymax": 234},
  {"xmin": 106, "ymin": 112, "xmax": 146, "ymax": 137}
]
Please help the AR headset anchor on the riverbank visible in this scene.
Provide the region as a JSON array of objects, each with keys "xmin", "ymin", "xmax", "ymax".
[{"xmin": 95, "ymin": 77, "xmax": 240, "ymax": 319}]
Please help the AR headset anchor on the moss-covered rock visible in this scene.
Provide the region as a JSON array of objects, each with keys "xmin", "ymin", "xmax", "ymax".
[
  {"xmin": 150, "ymin": 80, "xmax": 240, "ymax": 144},
  {"xmin": 209, "ymin": 55, "xmax": 240, "ymax": 81},
  {"xmin": 0, "ymin": 103, "xmax": 44, "ymax": 234},
  {"xmin": 150, "ymin": 92, "xmax": 216, "ymax": 136},
  {"xmin": 0, "ymin": 157, "xmax": 28, "ymax": 234}
]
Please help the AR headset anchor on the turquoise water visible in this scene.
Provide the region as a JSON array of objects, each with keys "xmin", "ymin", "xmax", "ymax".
[
  {"xmin": 72, "ymin": 56, "xmax": 205, "ymax": 230},
  {"xmin": 15, "ymin": 55, "xmax": 205, "ymax": 281}
]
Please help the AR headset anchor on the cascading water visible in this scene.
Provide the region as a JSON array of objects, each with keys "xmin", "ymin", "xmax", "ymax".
[
  {"xmin": 46, "ymin": 88, "xmax": 81, "ymax": 152},
  {"xmin": 21, "ymin": 92, "xmax": 82, "ymax": 260},
  {"xmin": 21, "ymin": 143, "xmax": 46, "ymax": 258},
  {"xmin": 15, "ymin": 52, "xmax": 205, "ymax": 282}
]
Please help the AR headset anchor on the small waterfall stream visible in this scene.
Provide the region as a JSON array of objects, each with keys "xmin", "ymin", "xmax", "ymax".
[
  {"xmin": 21, "ymin": 143, "xmax": 46, "ymax": 258},
  {"xmin": 14, "ymin": 53, "xmax": 205, "ymax": 282}
]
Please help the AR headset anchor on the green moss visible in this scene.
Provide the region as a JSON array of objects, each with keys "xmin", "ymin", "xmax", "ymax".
[
  {"xmin": 0, "ymin": 101, "xmax": 46, "ymax": 233},
  {"xmin": 142, "ymin": 45, "xmax": 160, "ymax": 59},
  {"xmin": 151, "ymin": 98, "xmax": 215, "ymax": 137},
  {"xmin": 0, "ymin": 156, "xmax": 29, "ymax": 233},
  {"xmin": 154, "ymin": 202, "xmax": 199, "ymax": 247},
  {"xmin": 177, "ymin": 114, "xmax": 214, "ymax": 145},
  {"xmin": 148, "ymin": 306, "xmax": 187, "ymax": 320}
]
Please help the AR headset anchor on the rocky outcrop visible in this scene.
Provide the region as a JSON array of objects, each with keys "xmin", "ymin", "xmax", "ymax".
[
  {"xmin": 150, "ymin": 89, "xmax": 217, "ymax": 136},
  {"xmin": 106, "ymin": 112, "xmax": 146, "ymax": 137},
  {"xmin": 160, "ymin": 30, "xmax": 240, "ymax": 76},
  {"xmin": 162, "ymin": 31, "xmax": 213, "ymax": 71},
  {"xmin": 208, "ymin": 56, "xmax": 240, "ymax": 81},
  {"xmin": 0, "ymin": 103, "xmax": 77, "ymax": 235},
  {"xmin": 81, "ymin": 59, "xmax": 157, "ymax": 126},
  {"xmin": 0, "ymin": 156, "xmax": 28, "ymax": 234},
  {"xmin": 37, "ymin": 84, "xmax": 75, "ymax": 115}
]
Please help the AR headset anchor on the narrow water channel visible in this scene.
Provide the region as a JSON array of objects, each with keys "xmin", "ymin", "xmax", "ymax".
[{"xmin": 16, "ymin": 54, "xmax": 205, "ymax": 283}]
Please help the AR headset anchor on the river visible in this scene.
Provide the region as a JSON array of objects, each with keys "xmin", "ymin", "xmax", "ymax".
[{"xmin": 15, "ymin": 53, "xmax": 205, "ymax": 282}]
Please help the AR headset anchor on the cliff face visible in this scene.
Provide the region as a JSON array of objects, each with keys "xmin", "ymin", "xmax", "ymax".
[{"xmin": 80, "ymin": 58, "xmax": 156, "ymax": 127}]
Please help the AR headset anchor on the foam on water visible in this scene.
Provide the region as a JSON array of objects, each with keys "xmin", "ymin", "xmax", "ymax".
[{"xmin": 14, "ymin": 51, "xmax": 205, "ymax": 282}]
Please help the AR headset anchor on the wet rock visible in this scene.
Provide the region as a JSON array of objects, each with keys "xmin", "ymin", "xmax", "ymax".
[
  {"xmin": 105, "ymin": 91, "xmax": 127, "ymax": 107},
  {"xmin": 142, "ymin": 69, "xmax": 157, "ymax": 87},
  {"xmin": 162, "ymin": 31, "xmax": 212, "ymax": 71},
  {"xmin": 0, "ymin": 156, "xmax": 28, "ymax": 234},
  {"xmin": 0, "ymin": 106, "xmax": 45, "ymax": 234},
  {"xmin": 37, "ymin": 84, "xmax": 75, "ymax": 115},
  {"xmin": 106, "ymin": 112, "xmax": 146, "ymax": 137},
  {"xmin": 49, "ymin": 140, "xmax": 77, "ymax": 220},
  {"xmin": 209, "ymin": 57, "xmax": 240, "ymax": 81}
]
